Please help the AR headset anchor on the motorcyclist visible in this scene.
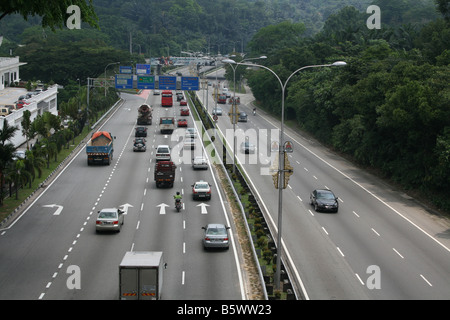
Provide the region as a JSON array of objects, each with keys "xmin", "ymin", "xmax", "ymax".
[
  {"xmin": 253, "ymin": 107, "xmax": 256, "ymax": 115},
  {"xmin": 174, "ymin": 191, "xmax": 182, "ymax": 205}
]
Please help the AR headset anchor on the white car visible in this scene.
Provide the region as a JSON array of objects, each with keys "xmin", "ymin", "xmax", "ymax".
[
  {"xmin": 155, "ymin": 145, "xmax": 171, "ymax": 161},
  {"xmin": 192, "ymin": 180, "xmax": 211, "ymax": 200},
  {"xmin": 96, "ymin": 208, "xmax": 124, "ymax": 233},
  {"xmin": 183, "ymin": 137, "xmax": 196, "ymax": 150},
  {"xmin": 185, "ymin": 127, "xmax": 198, "ymax": 139},
  {"xmin": 192, "ymin": 156, "xmax": 208, "ymax": 170}
]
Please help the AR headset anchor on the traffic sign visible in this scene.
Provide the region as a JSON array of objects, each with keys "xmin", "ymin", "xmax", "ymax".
[
  {"xmin": 284, "ymin": 141, "xmax": 293, "ymax": 153},
  {"xmin": 115, "ymin": 74, "xmax": 133, "ymax": 89},
  {"xmin": 137, "ymin": 75, "xmax": 155, "ymax": 89},
  {"xmin": 181, "ymin": 76, "xmax": 199, "ymax": 90},
  {"xmin": 119, "ymin": 66, "xmax": 133, "ymax": 74},
  {"xmin": 158, "ymin": 76, "xmax": 177, "ymax": 90},
  {"xmin": 136, "ymin": 64, "xmax": 151, "ymax": 74}
]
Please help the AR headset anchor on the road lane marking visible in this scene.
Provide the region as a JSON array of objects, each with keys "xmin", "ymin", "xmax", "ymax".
[{"xmin": 420, "ymin": 274, "xmax": 432, "ymax": 286}]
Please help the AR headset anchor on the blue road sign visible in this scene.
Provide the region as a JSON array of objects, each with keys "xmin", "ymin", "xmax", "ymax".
[
  {"xmin": 136, "ymin": 64, "xmax": 151, "ymax": 74},
  {"xmin": 115, "ymin": 74, "xmax": 133, "ymax": 89},
  {"xmin": 119, "ymin": 66, "xmax": 133, "ymax": 74},
  {"xmin": 158, "ymin": 76, "xmax": 177, "ymax": 90},
  {"xmin": 137, "ymin": 75, "xmax": 155, "ymax": 89},
  {"xmin": 181, "ymin": 76, "xmax": 199, "ymax": 90}
]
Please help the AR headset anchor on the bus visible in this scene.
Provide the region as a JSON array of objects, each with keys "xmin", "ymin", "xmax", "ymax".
[{"xmin": 161, "ymin": 90, "xmax": 173, "ymax": 107}]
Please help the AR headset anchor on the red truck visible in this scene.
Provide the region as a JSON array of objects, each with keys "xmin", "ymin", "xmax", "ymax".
[
  {"xmin": 154, "ymin": 161, "xmax": 176, "ymax": 188},
  {"xmin": 161, "ymin": 90, "xmax": 173, "ymax": 107}
]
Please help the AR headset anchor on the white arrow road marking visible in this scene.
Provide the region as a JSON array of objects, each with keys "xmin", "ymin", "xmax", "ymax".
[
  {"xmin": 42, "ymin": 204, "xmax": 63, "ymax": 216},
  {"xmin": 119, "ymin": 203, "xmax": 133, "ymax": 215},
  {"xmin": 197, "ymin": 203, "xmax": 209, "ymax": 214},
  {"xmin": 157, "ymin": 203, "xmax": 169, "ymax": 215}
]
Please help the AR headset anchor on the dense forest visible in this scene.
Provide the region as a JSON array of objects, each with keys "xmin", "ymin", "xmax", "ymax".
[
  {"xmin": 0, "ymin": 0, "xmax": 449, "ymax": 211},
  {"xmin": 240, "ymin": 0, "xmax": 450, "ymax": 211}
]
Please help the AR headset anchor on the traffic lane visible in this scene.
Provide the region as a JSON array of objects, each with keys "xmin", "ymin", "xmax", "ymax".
[
  {"xmin": 0, "ymin": 138, "xmax": 126, "ymax": 299},
  {"xmin": 286, "ymin": 147, "xmax": 450, "ymax": 298}
]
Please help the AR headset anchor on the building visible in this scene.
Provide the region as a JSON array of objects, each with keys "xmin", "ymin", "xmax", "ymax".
[
  {"xmin": 0, "ymin": 56, "xmax": 26, "ymax": 90},
  {"xmin": 0, "ymin": 56, "xmax": 58, "ymax": 147}
]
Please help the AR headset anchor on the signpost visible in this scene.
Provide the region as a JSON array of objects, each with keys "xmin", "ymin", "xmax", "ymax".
[
  {"xmin": 137, "ymin": 75, "xmax": 155, "ymax": 89},
  {"xmin": 136, "ymin": 64, "xmax": 151, "ymax": 74},
  {"xmin": 115, "ymin": 74, "xmax": 133, "ymax": 89},
  {"xmin": 181, "ymin": 77, "xmax": 199, "ymax": 90},
  {"xmin": 158, "ymin": 76, "xmax": 177, "ymax": 90}
]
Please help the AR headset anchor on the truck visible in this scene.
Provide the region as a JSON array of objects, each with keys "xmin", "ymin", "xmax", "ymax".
[
  {"xmin": 159, "ymin": 117, "xmax": 175, "ymax": 134},
  {"xmin": 86, "ymin": 131, "xmax": 114, "ymax": 165},
  {"xmin": 154, "ymin": 160, "xmax": 176, "ymax": 188},
  {"xmin": 137, "ymin": 104, "xmax": 152, "ymax": 125},
  {"xmin": 161, "ymin": 90, "xmax": 173, "ymax": 107},
  {"xmin": 217, "ymin": 94, "xmax": 227, "ymax": 104},
  {"xmin": 119, "ymin": 251, "xmax": 165, "ymax": 300}
]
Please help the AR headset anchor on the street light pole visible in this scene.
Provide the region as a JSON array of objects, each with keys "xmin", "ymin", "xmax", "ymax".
[
  {"xmin": 104, "ymin": 62, "xmax": 120, "ymax": 97},
  {"xmin": 223, "ymin": 59, "xmax": 347, "ymax": 290},
  {"xmin": 223, "ymin": 56, "xmax": 267, "ymax": 174}
]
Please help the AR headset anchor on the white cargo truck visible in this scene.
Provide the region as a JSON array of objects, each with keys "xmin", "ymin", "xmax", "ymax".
[{"xmin": 119, "ymin": 251, "xmax": 165, "ymax": 300}]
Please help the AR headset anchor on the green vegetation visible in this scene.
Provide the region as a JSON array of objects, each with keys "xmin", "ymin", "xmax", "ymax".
[{"xmin": 239, "ymin": 1, "xmax": 450, "ymax": 212}]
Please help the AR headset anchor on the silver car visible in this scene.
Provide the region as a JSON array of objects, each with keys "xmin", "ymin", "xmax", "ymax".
[
  {"xmin": 202, "ymin": 223, "xmax": 230, "ymax": 250},
  {"xmin": 96, "ymin": 208, "xmax": 124, "ymax": 232},
  {"xmin": 192, "ymin": 156, "xmax": 208, "ymax": 170}
]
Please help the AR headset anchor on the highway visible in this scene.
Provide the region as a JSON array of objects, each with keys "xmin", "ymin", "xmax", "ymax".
[
  {"xmin": 198, "ymin": 68, "xmax": 450, "ymax": 300},
  {"xmin": 0, "ymin": 90, "xmax": 244, "ymax": 300}
]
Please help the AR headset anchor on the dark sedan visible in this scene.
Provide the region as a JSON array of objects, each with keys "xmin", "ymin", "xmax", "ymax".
[{"xmin": 309, "ymin": 189, "xmax": 339, "ymax": 213}]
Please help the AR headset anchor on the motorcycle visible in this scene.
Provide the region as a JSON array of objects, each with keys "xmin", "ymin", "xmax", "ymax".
[
  {"xmin": 253, "ymin": 109, "xmax": 256, "ymax": 116},
  {"xmin": 175, "ymin": 198, "xmax": 182, "ymax": 212}
]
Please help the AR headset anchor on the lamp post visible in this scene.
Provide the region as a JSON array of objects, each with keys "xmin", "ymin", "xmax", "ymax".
[
  {"xmin": 223, "ymin": 56, "xmax": 267, "ymax": 174},
  {"xmin": 104, "ymin": 62, "xmax": 120, "ymax": 97},
  {"xmin": 223, "ymin": 59, "xmax": 347, "ymax": 290}
]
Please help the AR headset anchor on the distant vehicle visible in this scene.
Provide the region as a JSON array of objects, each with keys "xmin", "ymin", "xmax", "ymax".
[
  {"xmin": 192, "ymin": 156, "xmax": 208, "ymax": 170},
  {"xmin": 137, "ymin": 104, "xmax": 152, "ymax": 125},
  {"xmin": 212, "ymin": 107, "xmax": 222, "ymax": 116},
  {"xmin": 155, "ymin": 145, "xmax": 171, "ymax": 161},
  {"xmin": 238, "ymin": 112, "xmax": 248, "ymax": 122},
  {"xmin": 119, "ymin": 251, "xmax": 165, "ymax": 300},
  {"xmin": 180, "ymin": 99, "xmax": 187, "ymax": 106},
  {"xmin": 240, "ymin": 141, "xmax": 256, "ymax": 154},
  {"xmin": 183, "ymin": 137, "xmax": 196, "ymax": 150},
  {"xmin": 202, "ymin": 223, "xmax": 230, "ymax": 250},
  {"xmin": 133, "ymin": 138, "xmax": 146, "ymax": 152},
  {"xmin": 176, "ymin": 91, "xmax": 184, "ymax": 101},
  {"xmin": 180, "ymin": 107, "xmax": 189, "ymax": 116},
  {"xmin": 135, "ymin": 126, "xmax": 148, "ymax": 137},
  {"xmin": 159, "ymin": 117, "xmax": 175, "ymax": 134},
  {"xmin": 217, "ymin": 94, "xmax": 227, "ymax": 104},
  {"xmin": 153, "ymin": 90, "xmax": 160, "ymax": 95},
  {"xmin": 161, "ymin": 90, "xmax": 173, "ymax": 107},
  {"xmin": 0, "ymin": 106, "xmax": 11, "ymax": 116},
  {"xmin": 86, "ymin": 131, "xmax": 115, "ymax": 165},
  {"xmin": 185, "ymin": 127, "xmax": 197, "ymax": 139},
  {"xmin": 96, "ymin": 208, "xmax": 124, "ymax": 233},
  {"xmin": 192, "ymin": 180, "xmax": 211, "ymax": 200},
  {"xmin": 309, "ymin": 189, "xmax": 339, "ymax": 213},
  {"xmin": 177, "ymin": 118, "xmax": 187, "ymax": 127},
  {"xmin": 154, "ymin": 160, "xmax": 176, "ymax": 188}
]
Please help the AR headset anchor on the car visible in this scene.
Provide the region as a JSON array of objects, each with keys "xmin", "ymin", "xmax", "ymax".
[
  {"xmin": 153, "ymin": 90, "xmax": 160, "ymax": 95},
  {"xmin": 180, "ymin": 99, "xmax": 187, "ymax": 106},
  {"xmin": 177, "ymin": 118, "xmax": 188, "ymax": 127},
  {"xmin": 185, "ymin": 127, "xmax": 198, "ymax": 139},
  {"xmin": 202, "ymin": 223, "xmax": 230, "ymax": 250},
  {"xmin": 183, "ymin": 137, "xmax": 196, "ymax": 150},
  {"xmin": 180, "ymin": 107, "xmax": 189, "ymax": 116},
  {"xmin": 309, "ymin": 189, "xmax": 339, "ymax": 213},
  {"xmin": 240, "ymin": 141, "xmax": 256, "ymax": 154},
  {"xmin": 192, "ymin": 155, "xmax": 208, "ymax": 170},
  {"xmin": 155, "ymin": 145, "xmax": 171, "ymax": 161},
  {"xmin": 135, "ymin": 126, "xmax": 147, "ymax": 137},
  {"xmin": 192, "ymin": 180, "xmax": 211, "ymax": 200},
  {"xmin": 238, "ymin": 112, "xmax": 248, "ymax": 122},
  {"xmin": 212, "ymin": 107, "xmax": 222, "ymax": 116},
  {"xmin": 133, "ymin": 138, "xmax": 146, "ymax": 152},
  {"xmin": 96, "ymin": 208, "xmax": 124, "ymax": 233}
]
